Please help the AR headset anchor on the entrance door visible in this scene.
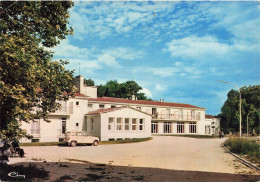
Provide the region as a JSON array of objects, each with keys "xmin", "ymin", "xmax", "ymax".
[{"xmin": 151, "ymin": 122, "xmax": 158, "ymax": 133}]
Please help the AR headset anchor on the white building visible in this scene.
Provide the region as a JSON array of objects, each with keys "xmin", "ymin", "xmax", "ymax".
[
  {"xmin": 205, "ymin": 114, "xmax": 221, "ymax": 136},
  {"xmin": 21, "ymin": 75, "xmax": 220, "ymax": 142}
]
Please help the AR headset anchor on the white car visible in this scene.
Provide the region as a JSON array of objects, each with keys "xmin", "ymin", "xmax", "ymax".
[{"xmin": 64, "ymin": 131, "xmax": 99, "ymax": 147}]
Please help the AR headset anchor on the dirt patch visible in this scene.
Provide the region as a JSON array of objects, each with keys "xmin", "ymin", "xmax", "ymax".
[{"xmin": 1, "ymin": 162, "xmax": 260, "ymax": 182}]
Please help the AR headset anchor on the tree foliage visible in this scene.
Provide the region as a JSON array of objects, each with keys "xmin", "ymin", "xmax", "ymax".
[
  {"xmin": 97, "ymin": 80, "xmax": 151, "ymax": 100},
  {"xmin": 84, "ymin": 78, "xmax": 95, "ymax": 86},
  {"xmin": 0, "ymin": 1, "xmax": 75, "ymax": 141},
  {"xmin": 220, "ymin": 85, "xmax": 260, "ymax": 134}
]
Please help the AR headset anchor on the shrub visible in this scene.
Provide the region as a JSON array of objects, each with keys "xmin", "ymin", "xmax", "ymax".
[{"xmin": 224, "ymin": 138, "xmax": 260, "ymax": 163}]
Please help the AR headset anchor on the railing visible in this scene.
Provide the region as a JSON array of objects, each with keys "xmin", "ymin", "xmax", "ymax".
[
  {"xmin": 152, "ymin": 114, "xmax": 200, "ymax": 121},
  {"xmin": 55, "ymin": 106, "xmax": 73, "ymax": 115},
  {"xmin": 32, "ymin": 106, "xmax": 73, "ymax": 115}
]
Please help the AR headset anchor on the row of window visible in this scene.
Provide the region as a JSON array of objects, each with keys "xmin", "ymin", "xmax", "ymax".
[
  {"xmin": 108, "ymin": 117, "xmax": 144, "ymax": 131},
  {"xmin": 87, "ymin": 103, "xmax": 200, "ymax": 117},
  {"xmin": 152, "ymin": 122, "xmax": 197, "ymax": 134}
]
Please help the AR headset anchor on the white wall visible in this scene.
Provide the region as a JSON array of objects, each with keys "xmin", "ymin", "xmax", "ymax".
[
  {"xmin": 20, "ymin": 116, "xmax": 67, "ymax": 143},
  {"xmin": 87, "ymin": 107, "xmax": 151, "ymax": 141},
  {"xmin": 75, "ymin": 75, "xmax": 97, "ymax": 98},
  {"xmin": 20, "ymin": 97, "xmax": 89, "ymax": 143},
  {"xmin": 205, "ymin": 117, "xmax": 220, "ymax": 135}
]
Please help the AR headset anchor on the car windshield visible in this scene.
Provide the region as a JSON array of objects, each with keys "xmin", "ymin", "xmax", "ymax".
[{"xmin": 76, "ymin": 132, "xmax": 82, "ymax": 136}]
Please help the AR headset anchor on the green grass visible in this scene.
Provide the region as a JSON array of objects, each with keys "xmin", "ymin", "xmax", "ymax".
[
  {"xmin": 20, "ymin": 142, "xmax": 63, "ymax": 146},
  {"xmin": 224, "ymin": 138, "xmax": 260, "ymax": 164},
  {"xmin": 20, "ymin": 137, "xmax": 153, "ymax": 146}
]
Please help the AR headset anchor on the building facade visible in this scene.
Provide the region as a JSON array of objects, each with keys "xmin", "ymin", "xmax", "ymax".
[{"xmin": 21, "ymin": 75, "xmax": 220, "ymax": 142}]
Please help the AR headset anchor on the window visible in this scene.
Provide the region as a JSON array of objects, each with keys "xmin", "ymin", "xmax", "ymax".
[
  {"xmin": 139, "ymin": 119, "xmax": 144, "ymax": 131},
  {"xmin": 177, "ymin": 122, "xmax": 184, "ymax": 133},
  {"xmin": 205, "ymin": 125, "xmax": 210, "ymax": 134},
  {"xmin": 189, "ymin": 122, "xmax": 196, "ymax": 133},
  {"xmin": 132, "ymin": 118, "xmax": 137, "ymax": 130},
  {"xmin": 88, "ymin": 104, "xmax": 93, "ymax": 108},
  {"xmin": 174, "ymin": 111, "xmax": 179, "ymax": 120},
  {"xmin": 32, "ymin": 139, "xmax": 39, "ymax": 143},
  {"xmin": 108, "ymin": 118, "xmax": 115, "ymax": 131},
  {"xmin": 179, "ymin": 110, "xmax": 183, "ymax": 120},
  {"xmin": 99, "ymin": 104, "xmax": 105, "ymax": 109},
  {"xmin": 211, "ymin": 122, "xmax": 215, "ymax": 125},
  {"xmin": 192, "ymin": 110, "xmax": 195, "ymax": 120},
  {"xmin": 125, "ymin": 118, "xmax": 130, "ymax": 130},
  {"xmin": 164, "ymin": 122, "xmax": 171, "ymax": 133},
  {"xmin": 76, "ymin": 101, "xmax": 79, "ymax": 106},
  {"xmin": 151, "ymin": 122, "xmax": 158, "ymax": 133},
  {"xmin": 31, "ymin": 118, "xmax": 40, "ymax": 135},
  {"xmin": 152, "ymin": 108, "xmax": 157, "ymax": 118},
  {"xmin": 117, "ymin": 118, "xmax": 122, "ymax": 130},
  {"xmin": 91, "ymin": 118, "xmax": 94, "ymax": 131},
  {"xmin": 187, "ymin": 111, "xmax": 192, "ymax": 120},
  {"xmin": 196, "ymin": 112, "xmax": 201, "ymax": 120},
  {"xmin": 137, "ymin": 107, "xmax": 141, "ymax": 110},
  {"xmin": 111, "ymin": 105, "xmax": 116, "ymax": 108}
]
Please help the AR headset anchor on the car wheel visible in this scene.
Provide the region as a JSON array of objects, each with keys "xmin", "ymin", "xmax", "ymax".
[
  {"xmin": 71, "ymin": 141, "xmax": 77, "ymax": 147},
  {"xmin": 92, "ymin": 140, "xmax": 98, "ymax": 146}
]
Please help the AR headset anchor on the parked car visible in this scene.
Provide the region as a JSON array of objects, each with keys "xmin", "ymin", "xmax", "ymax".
[{"xmin": 64, "ymin": 131, "xmax": 99, "ymax": 147}]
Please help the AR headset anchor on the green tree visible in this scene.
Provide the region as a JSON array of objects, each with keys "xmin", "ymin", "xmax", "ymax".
[
  {"xmin": 220, "ymin": 85, "xmax": 260, "ymax": 134},
  {"xmin": 97, "ymin": 80, "xmax": 151, "ymax": 100},
  {"xmin": 0, "ymin": 1, "xmax": 75, "ymax": 141},
  {"xmin": 84, "ymin": 78, "xmax": 95, "ymax": 86}
]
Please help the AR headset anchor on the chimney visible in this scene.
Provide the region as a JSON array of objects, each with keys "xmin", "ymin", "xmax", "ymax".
[
  {"xmin": 160, "ymin": 99, "xmax": 162, "ymax": 102},
  {"xmin": 131, "ymin": 95, "xmax": 136, "ymax": 100},
  {"xmin": 75, "ymin": 75, "xmax": 84, "ymax": 93},
  {"xmin": 162, "ymin": 99, "xmax": 165, "ymax": 102}
]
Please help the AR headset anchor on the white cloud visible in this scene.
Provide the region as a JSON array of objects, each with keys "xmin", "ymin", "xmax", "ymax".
[
  {"xmin": 68, "ymin": 59, "xmax": 101, "ymax": 69},
  {"xmin": 166, "ymin": 36, "xmax": 230, "ymax": 59},
  {"xmin": 139, "ymin": 88, "xmax": 153, "ymax": 98},
  {"xmin": 155, "ymin": 84, "xmax": 166, "ymax": 91},
  {"xmin": 145, "ymin": 67, "xmax": 178, "ymax": 77},
  {"xmin": 102, "ymin": 47, "xmax": 144, "ymax": 61},
  {"xmin": 229, "ymin": 19, "xmax": 260, "ymax": 38},
  {"xmin": 69, "ymin": 2, "xmax": 177, "ymax": 39},
  {"xmin": 165, "ymin": 34, "xmax": 259, "ymax": 61},
  {"xmin": 97, "ymin": 54, "xmax": 120, "ymax": 67},
  {"xmin": 52, "ymin": 39, "xmax": 89, "ymax": 59}
]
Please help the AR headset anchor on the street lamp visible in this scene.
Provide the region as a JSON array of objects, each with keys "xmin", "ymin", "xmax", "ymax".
[
  {"xmin": 246, "ymin": 112, "xmax": 251, "ymax": 137},
  {"xmin": 218, "ymin": 80, "xmax": 242, "ymax": 138}
]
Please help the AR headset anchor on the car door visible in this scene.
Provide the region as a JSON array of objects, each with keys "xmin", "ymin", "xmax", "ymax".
[
  {"xmin": 82, "ymin": 132, "xmax": 92, "ymax": 144},
  {"xmin": 76, "ymin": 132, "xmax": 83, "ymax": 143}
]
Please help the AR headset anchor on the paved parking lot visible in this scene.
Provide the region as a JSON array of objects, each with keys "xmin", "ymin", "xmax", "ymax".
[{"xmin": 10, "ymin": 136, "xmax": 259, "ymax": 175}]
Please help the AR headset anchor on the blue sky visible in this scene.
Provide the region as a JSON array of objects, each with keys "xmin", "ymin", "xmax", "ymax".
[{"xmin": 52, "ymin": 1, "xmax": 260, "ymax": 115}]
